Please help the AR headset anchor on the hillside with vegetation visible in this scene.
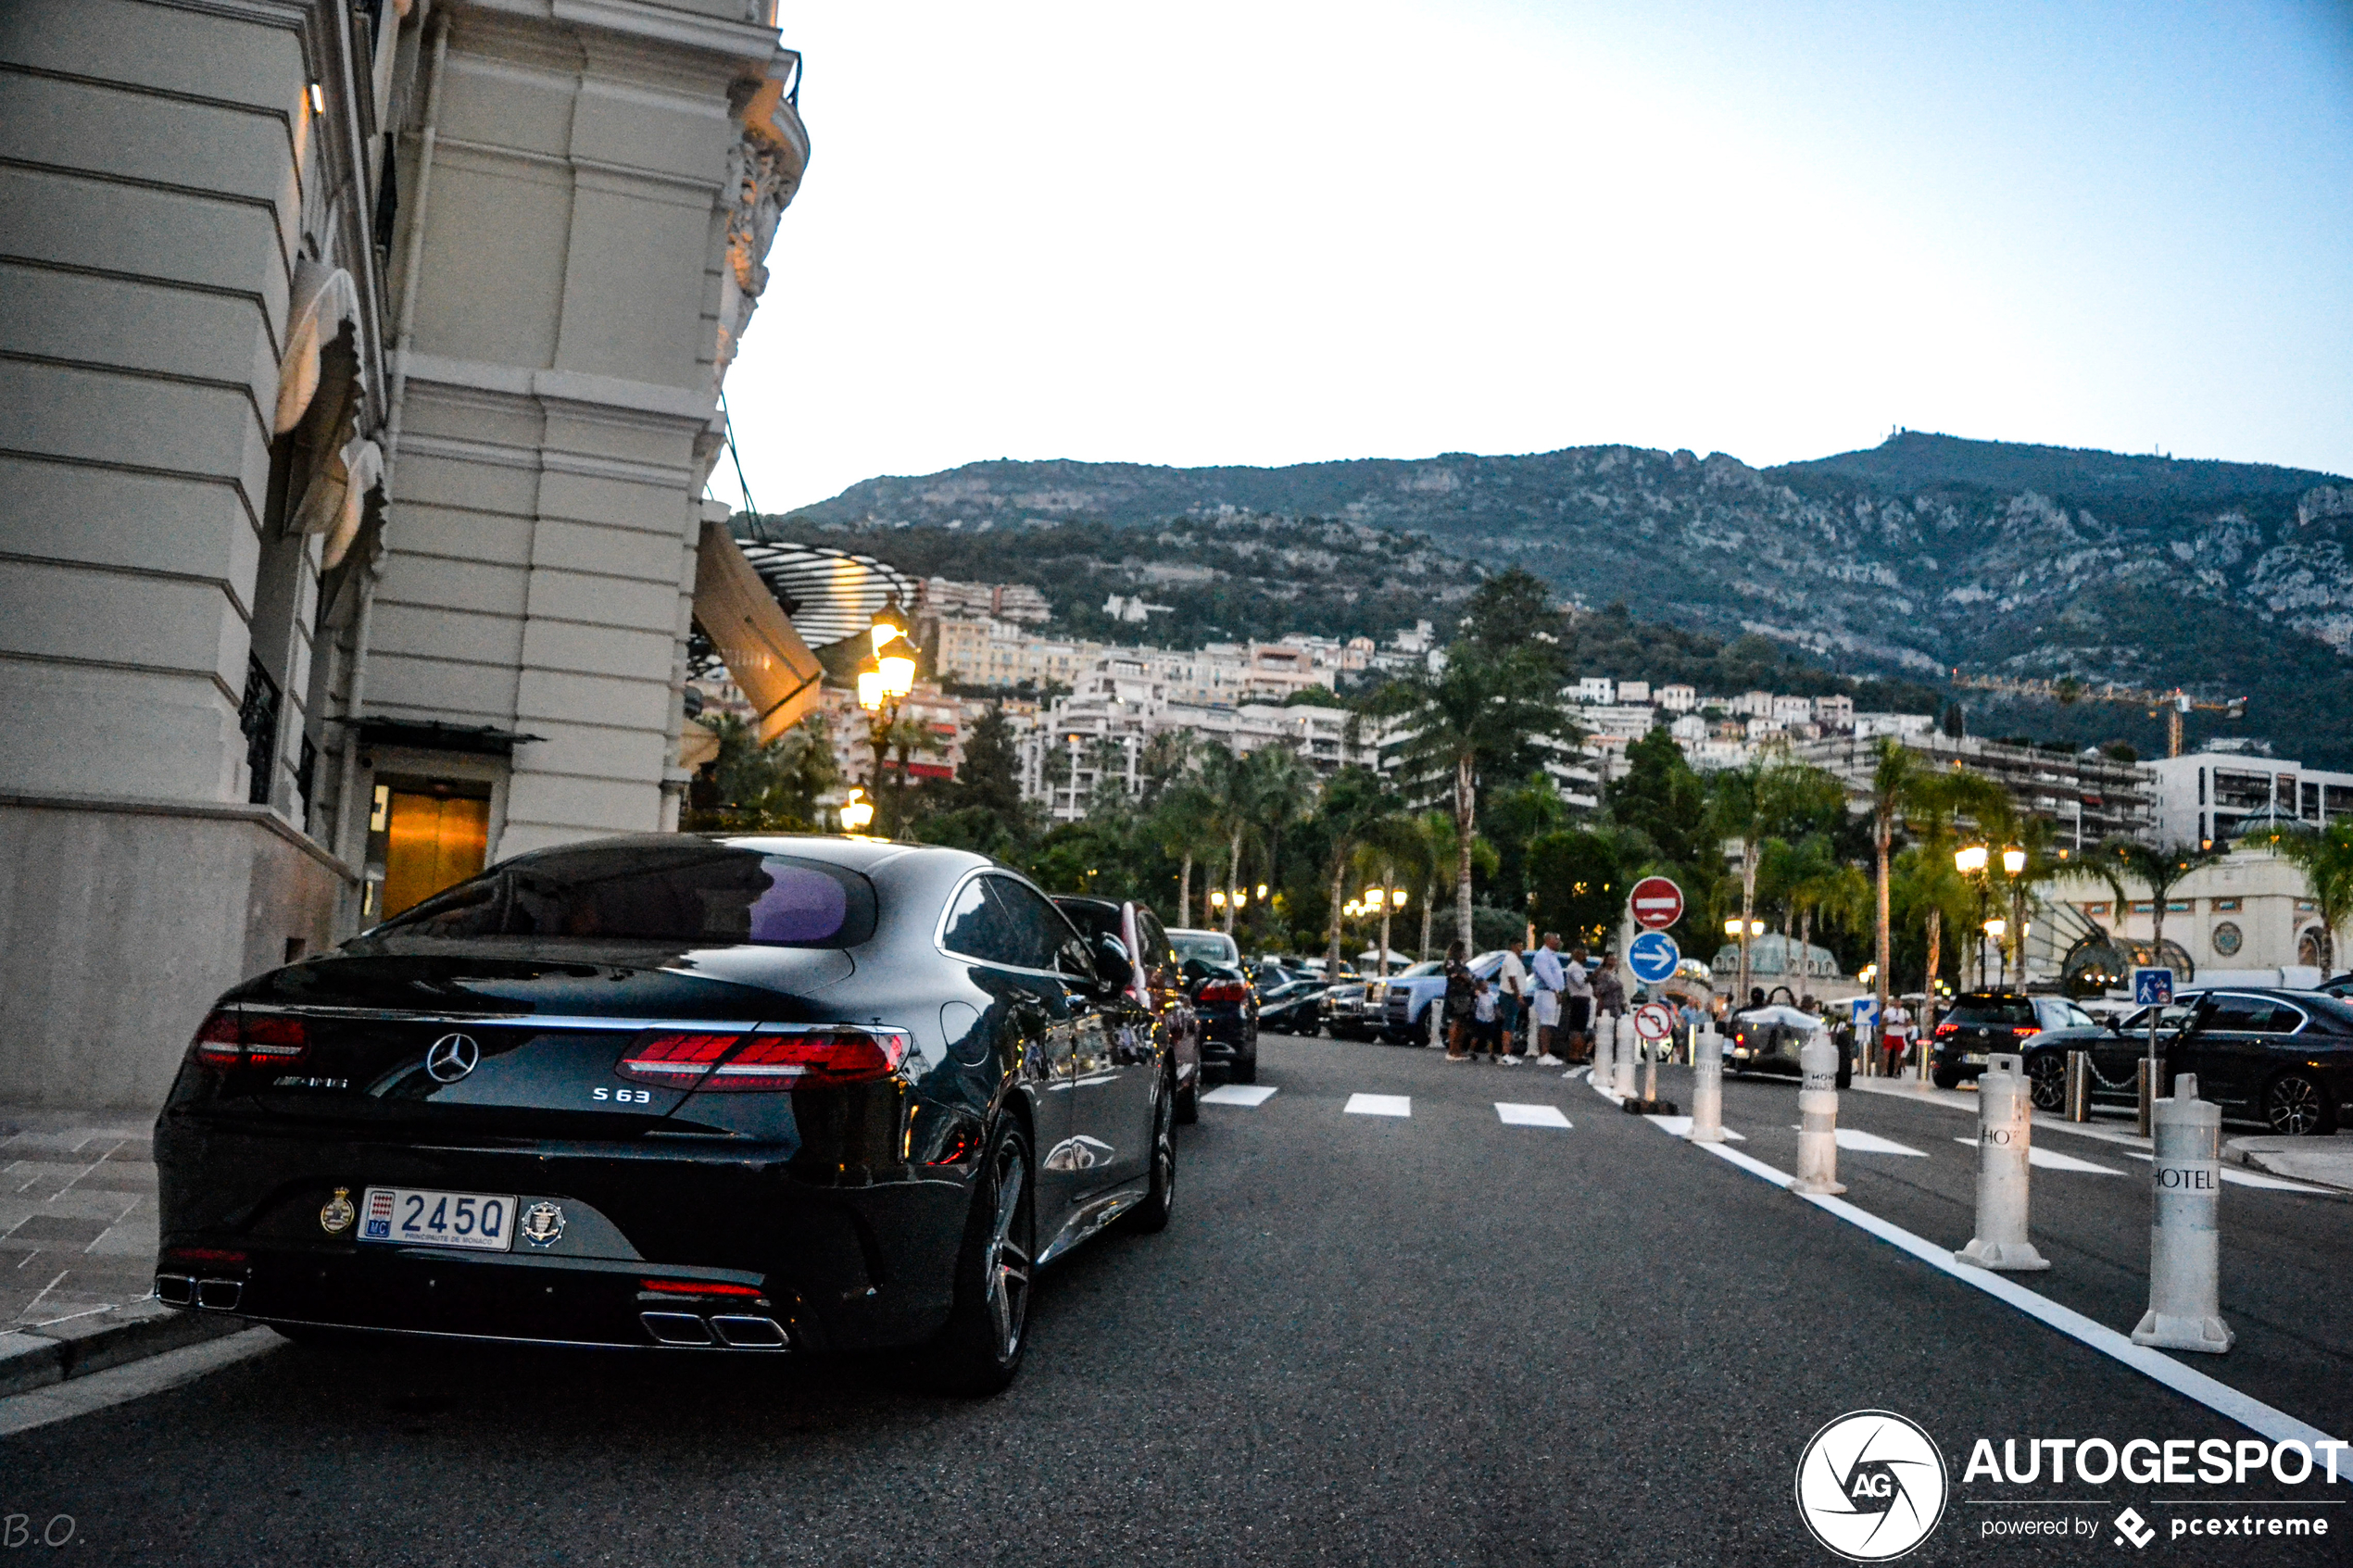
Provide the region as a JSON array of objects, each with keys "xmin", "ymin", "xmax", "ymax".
[{"xmin": 778, "ymin": 432, "xmax": 2353, "ymax": 765}]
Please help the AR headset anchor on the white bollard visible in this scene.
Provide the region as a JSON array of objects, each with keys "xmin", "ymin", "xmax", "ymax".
[
  {"xmin": 1641, "ymin": 1030, "xmax": 1658, "ymax": 1104},
  {"xmin": 2132, "ymin": 1073, "xmax": 2235, "ymax": 1354},
  {"xmin": 1690, "ymin": 1022, "xmax": 1724, "ymax": 1143},
  {"xmin": 1593, "ymin": 1011, "xmax": 1617, "ymax": 1091},
  {"xmin": 1615, "ymin": 1011, "xmax": 1639, "ymax": 1098},
  {"xmin": 1956, "ymin": 1054, "xmax": 2050, "ymax": 1271},
  {"xmin": 1791, "ymin": 1027, "xmax": 1846, "ymax": 1195}
]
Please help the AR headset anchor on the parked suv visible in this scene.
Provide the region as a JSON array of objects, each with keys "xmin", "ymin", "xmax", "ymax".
[
  {"xmin": 1169, "ymin": 928, "xmax": 1259, "ymax": 1084},
  {"xmin": 1929, "ymin": 992, "xmax": 2097, "ymax": 1089},
  {"xmin": 1056, "ymin": 897, "xmax": 1203, "ymax": 1123},
  {"xmin": 1379, "ymin": 952, "xmax": 1509, "ymax": 1045}
]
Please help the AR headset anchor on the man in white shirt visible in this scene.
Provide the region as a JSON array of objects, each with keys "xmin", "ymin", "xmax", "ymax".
[
  {"xmin": 1529, "ymin": 933, "xmax": 1567, "ymax": 1064},
  {"xmin": 1881, "ymin": 998, "xmax": 1913, "ymax": 1078},
  {"xmin": 1494, "ymin": 938, "xmax": 1530, "ymax": 1065},
  {"xmin": 1561, "ymin": 945, "xmax": 1596, "ymax": 1064}
]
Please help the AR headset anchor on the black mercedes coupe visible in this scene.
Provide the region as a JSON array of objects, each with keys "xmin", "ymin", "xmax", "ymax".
[{"xmin": 153, "ymin": 835, "xmax": 1178, "ymax": 1393}]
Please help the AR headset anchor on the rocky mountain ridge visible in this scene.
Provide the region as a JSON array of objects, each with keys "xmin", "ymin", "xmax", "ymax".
[{"xmin": 787, "ymin": 433, "xmax": 2353, "ymax": 767}]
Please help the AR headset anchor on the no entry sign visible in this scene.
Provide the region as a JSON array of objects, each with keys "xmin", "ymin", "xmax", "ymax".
[{"xmin": 1629, "ymin": 875, "xmax": 1684, "ymax": 931}]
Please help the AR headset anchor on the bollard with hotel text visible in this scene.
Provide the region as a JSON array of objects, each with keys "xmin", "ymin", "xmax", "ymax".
[
  {"xmin": 1690, "ymin": 1022, "xmax": 1724, "ymax": 1143},
  {"xmin": 2131, "ymin": 1073, "xmax": 2235, "ymax": 1354},
  {"xmin": 1791, "ymin": 1027, "xmax": 1845, "ymax": 1196},
  {"xmin": 1956, "ymin": 1053, "xmax": 2050, "ymax": 1271}
]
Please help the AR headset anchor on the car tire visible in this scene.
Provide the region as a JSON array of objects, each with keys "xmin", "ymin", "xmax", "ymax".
[
  {"xmin": 1124, "ymin": 1073, "xmax": 1177, "ymax": 1235},
  {"xmin": 1228, "ymin": 1054, "xmax": 1256, "ymax": 1085},
  {"xmin": 2026, "ymin": 1052, "xmax": 2068, "ymax": 1112},
  {"xmin": 925, "ymin": 1117, "xmax": 1035, "ymax": 1397},
  {"xmin": 2262, "ymin": 1071, "xmax": 2334, "ymax": 1136},
  {"xmin": 1931, "ymin": 1066, "xmax": 1962, "ymax": 1090},
  {"xmin": 1174, "ymin": 1069, "xmax": 1199, "ymax": 1125}
]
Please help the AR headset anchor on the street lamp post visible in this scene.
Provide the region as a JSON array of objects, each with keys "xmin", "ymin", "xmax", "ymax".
[
  {"xmin": 854, "ymin": 596, "xmax": 917, "ymax": 836},
  {"xmin": 1363, "ymin": 879, "xmax": 1408, "ymax": 978},
  {"xmin": 1955, "ymin": 843, "xmax": 1991, "ymax": 988},
  {"xmin": 2001, "ymin": 845, "xmax": 2029, "ymax": 988},
  {"xmin": 1726, "ymin": 915, "xmax": 1764, "ymax": 1006}
]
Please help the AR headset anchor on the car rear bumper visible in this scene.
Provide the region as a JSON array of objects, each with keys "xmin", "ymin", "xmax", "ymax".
[{"xmin": 155, "ymin": 1112, "xmax": 973, "ymax": 1353}]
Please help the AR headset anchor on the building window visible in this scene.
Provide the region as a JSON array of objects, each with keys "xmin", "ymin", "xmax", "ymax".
[
  {"xmin": 239, "ymin": 654, "xmax": 282, "ymax": 806},
  {"xmin": 2211, "ymin": 897, "xmax": 2241, "ymax": 912},
  {"xmin": 2083, "ymin": 902, "xmax": 2110, "ymax": 918},
  {"xmin": 2130, "ymin": 901, "xmax": 2154, "ymax": 914}
]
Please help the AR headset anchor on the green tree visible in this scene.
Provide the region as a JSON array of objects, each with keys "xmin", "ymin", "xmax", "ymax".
[
  {"xmin": 1608, "ymin": 728, "xmax": 1708, "ymax": 868},
  {"xmin": 1865, "ymin": 738, "xmax": 1917, "ymax": 1038},
  {"xmin": 1900, "ymin": 770, "xmax": 2011, "ymax": 1025},
  {"xmin": 1705, "ymin": 756, "xmax": 1846, "ymax": 1002},
  {"xmin": 954, "ymin": 702, "xmax": 1026, "ymax": 822},
  {"xmin": 2272, "ymin": 821, "xmax": 2353, "ymax": 970},
  {"xmin": 692, "ymin": 710, "xmax": 839, "ymax": 831},
  {"xmin": 1365, "ymin": 643, "xmax": 1584, "ymax": 950},
  {"xmin": 1526, "ymin": 828, "xmax": 1625, "ymax": 951},
  {"xmin": 2095, "ymin": 838, "xmax": 2225, "ymax": 963},
  {"xmin": 1308, "ymin": 767, "xmax": 1407, "ymax": 975}
]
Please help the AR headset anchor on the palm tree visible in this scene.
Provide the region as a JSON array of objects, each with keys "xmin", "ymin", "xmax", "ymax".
[
  {"xmin": 1705, "ymin": 756, "xmax": 1845, "ymax": 1004},
  {"xmin": 1365, "ymin": 643, "xmax": 1582, "ymax": 951},
  {"xmin": 1788, "ymin": 842, "xmax": 1871, "ymax": 974},
  {"xmin": 1311, "ymin": 767, "xmax": 1406, "ymax": 976},
  {"xmin": 1900, "ymin": 770, "xmax": 2010, "ymax": 1028},
  {"xmin": 1867, "ymin": 738, "xmax": 1916, "ymax": 1033},
  {"xmin": 2274, "ymin": 821, "xmax": 2353, "ymax": 970},
  {"xmin": 1143, "ymin": 780, "xmax": 1219, "ymax": 928},
  {"xmin": 1199, "ymin": 745, "xmax": 1315, "ymax": 935},
  {"xmin": 2098, "ymin": 838, "xmax": 2224, "ymax": 965}
]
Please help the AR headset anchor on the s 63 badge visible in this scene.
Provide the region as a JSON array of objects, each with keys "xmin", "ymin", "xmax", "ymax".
[{"xmin": 519, "ymin": 1201, "xmax": 565, "ymax": 1248}]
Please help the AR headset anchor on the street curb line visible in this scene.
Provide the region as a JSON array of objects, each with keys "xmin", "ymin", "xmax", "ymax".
[
  {"xmin": 0, "ymin": 1301, "xmax": 251, "ymax": 1399},
  {"xmin": 1684, "ymin": 1132, "xmax": 2347, "ymax": 1467},
  {"xmin": 0, "ymin": 1327, "xmax": 281, "ymax": 1438}
]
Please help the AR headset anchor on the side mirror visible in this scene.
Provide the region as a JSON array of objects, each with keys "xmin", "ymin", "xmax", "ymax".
[{"xmin": 1091, "ymin": 933, "xmax": 1133, "ymax": 994}]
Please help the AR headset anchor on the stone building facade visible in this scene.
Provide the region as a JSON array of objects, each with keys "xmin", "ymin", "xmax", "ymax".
[{"xmin": 0, "ymin": 0, "xmax": 810, "ymax": 1110}]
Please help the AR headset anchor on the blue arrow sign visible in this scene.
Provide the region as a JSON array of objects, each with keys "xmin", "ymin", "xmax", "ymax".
[{"xmin": 1628, "ymin": 930, "xmax": 1680, "ymax": 985}]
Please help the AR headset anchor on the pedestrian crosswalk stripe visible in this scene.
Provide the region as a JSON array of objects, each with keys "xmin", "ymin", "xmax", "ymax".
[
  {"xmin": 1495, "ymin": 1102, "xmax": 1571, "ymax": 1128},
  {"xmin": 1953, "ymin": 1137, "xmax": 2122, "ymax": 1174},
  {"xmin": 1202, "ymin": 1085, "xmax": 1277, "ymax": 1107},
  {"xmin": 1344, "ymin": 1093, "xmax": 1411, "ymax": 1118}
]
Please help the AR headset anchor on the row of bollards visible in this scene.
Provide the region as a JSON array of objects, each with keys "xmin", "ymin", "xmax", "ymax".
[{"xmin": 1756, "ymin": 1043, "xmax": 2235, "ymax": 1354}]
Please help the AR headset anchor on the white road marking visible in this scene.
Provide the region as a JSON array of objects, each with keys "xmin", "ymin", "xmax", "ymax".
[
  {"xmin": 1832, "ymin": 1129, "xmax": 1928, "ymax": 1157},
  {"xmin": 0, "ymin": 1327, "xmax": 281, "ymax": 1437},
  {"xmin": 2117, "ymin": 1149, "xmax": 2331, "ymax": 1193},
  {"xmin": 1344, "ymin": 1094, "xmax": 1411, "ymax": 1118},
  {"xmin": 1948, "ymin": 1136, "xmax": 2123, "ymax": 1174},
  {"xmin": 1494, "ymin": 1102, "xmax": 1571, "ymax": 1128},
  {"xmin": 1685, "ymin": 1136, "xmax": 2346, "ymax": 1462},
  {"xmin": 1645, "ymin": 1116, "xmax": 1744, "ymax": 1141},
  {"xmin": 1201, "ymin": 1084, "xmax": 1277, "ymax": 1107}
]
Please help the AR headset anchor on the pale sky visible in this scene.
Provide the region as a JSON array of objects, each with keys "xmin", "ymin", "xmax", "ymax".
[{"xmin": 717, "ymin": 1, "xmax": 2353, "ymax": 514}]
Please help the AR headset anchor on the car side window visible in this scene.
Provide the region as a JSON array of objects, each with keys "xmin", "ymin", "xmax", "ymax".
[
  {"xmin": 941, "ymin": 877, "xmax": 1024, "ymax": 967},
  {"xmin": 2199, "ymin": 995, "xmax": 2272, "ymax": 1033},
  {"xmin": 1136, "ymin": 909, "xmax": 1176, "ymax": 985},
  {"xmin": 982, "ymin": 876, "xmax": 1079, "ymax": 973}
]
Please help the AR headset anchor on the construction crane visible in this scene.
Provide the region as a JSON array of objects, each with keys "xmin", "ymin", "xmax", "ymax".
[{"xmin": 1948, "ymin": 673, "xmax": 2246, "ymax": 759}]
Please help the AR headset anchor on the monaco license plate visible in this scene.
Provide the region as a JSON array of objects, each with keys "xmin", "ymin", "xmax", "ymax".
[
  {"xmin": 1963, "ymin": 1052, "xmax": 1989, "ymax": 1065},
  {"xmin": 359, "ymin": 1186, "xmax": 517, "ymax": 1252}
]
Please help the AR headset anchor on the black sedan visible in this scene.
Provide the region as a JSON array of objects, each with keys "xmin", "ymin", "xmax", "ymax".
[
  {"xmin": 1256, "ymin": 977, "xmax": 1329, "ymax": 1036},
  {"xmin": 2022, "ymin": 988, "xmax": 2352, "ymax": 1135},
  {"xmin": 153, "ymin": 835, "xmax": 1177, "ymax": 1393},
  {"xmin": 1183, "ymin": 960, "xmax": 1260, "ymax": 1083},
  {"xmin": 2017, "ymin": 997, "xmax": 2198, "ymax": 1112}
]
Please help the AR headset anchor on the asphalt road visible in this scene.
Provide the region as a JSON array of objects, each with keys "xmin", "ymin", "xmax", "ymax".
[{"xmin": 3, "ymin": 1035, "xmax": 2347, "ymax": 1566}]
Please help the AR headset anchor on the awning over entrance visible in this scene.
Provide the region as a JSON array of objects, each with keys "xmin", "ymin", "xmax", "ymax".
[{"xmin": 695, "ymin": 519, "xmax": 823, "ymax": 743}]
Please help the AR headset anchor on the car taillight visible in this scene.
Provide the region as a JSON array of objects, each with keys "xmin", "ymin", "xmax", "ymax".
[
  {"xmin": 700, "ymin": 1029, "xmax": 910, "ymax": 1090},
  {"xmin": 2011, "ymin": 1025, "xmax": 2039, "ymax": 1036},
  {"xmin": 1199, "ymin": 981, "xmax": 1248, "ymax": 1003},
  {"xmin": 615, "ymin": 1031, "xmax": 744, "ymax": 1086},
  {"xmin": 190, "ymin": 1009, "xmax": 307, "ymax": 1070},
  {"xmin": 640, "ymin": 1278, "xmax": 762, "ymax": 1298},
  {"xmin": 614, "ymin": 1028, "xmax": 909, "ymax": 1092},
  {"xmin": 1934, "ymin": 1022, "xmax": 1958, "ymax": 1037}
]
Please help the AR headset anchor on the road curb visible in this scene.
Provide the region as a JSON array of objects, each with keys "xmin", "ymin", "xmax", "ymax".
[
  {"xmin": 0, "ymin": 1300, "xmax": 252, "ymax": 1399},
  {"xmin": 2221, "ymin": 1135, "xmax": 2353, "ymax": 1194}
]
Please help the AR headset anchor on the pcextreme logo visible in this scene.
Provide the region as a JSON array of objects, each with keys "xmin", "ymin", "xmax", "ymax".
[{"xmin": 1795, "ymin": 1410, "xmax": 1951, "ymax": 1562}]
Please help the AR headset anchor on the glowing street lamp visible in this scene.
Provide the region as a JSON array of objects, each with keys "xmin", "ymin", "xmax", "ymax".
[
  {"xmin": 1983, "ymin": 917, "xmax": 2007, "ymax": 941},
  {"xmin": 854, "ymin": 595, "xmax": 919, "ymax": 834},
  {"xmin": 1955, "ymin": 844, "xmax": 1989, "ymax": 876},
  {"xmin": 2000, "ymin": 846, "xmax": 2027, "ymax": 878},
  {"xmin": 837, "ymin": 788, "xmax": 874, "ymax": 834}
]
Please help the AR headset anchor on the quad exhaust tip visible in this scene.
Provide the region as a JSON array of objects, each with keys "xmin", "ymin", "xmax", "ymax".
[
  {"xmin": 156, "ymin": 1273, "xmax": 243, "ymax": 1311},
  {"xmin": 639, "ymin": 1311, "xmax": 787, "ymax": 1349}
]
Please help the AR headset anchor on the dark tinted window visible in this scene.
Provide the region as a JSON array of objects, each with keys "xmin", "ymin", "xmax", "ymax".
[
  {"xmin": 985, "ymin": 877, "xmax": 1076, "ymax": 972},
  {"xmin": 1053, "ymin": 898, "xmax": 1122, "ymax": 946},
  {"xmin": 942, "ymin": 877, "xmax": 1024, "ymax": 966},
  {"xmin": 374, "ymin": 844, "xmax": 875, "ymax": 947},
  {"xmin": 1135, "ymin": 909, "xmax": 1174, "ymax": 969},
  {"xmin": 2201, "ymin": 996, "xmax": 2304, "ymax": 1033},
  {"xmin": 1944, "ymin": 997, "xmax": 2036, "ymax": 1026}
]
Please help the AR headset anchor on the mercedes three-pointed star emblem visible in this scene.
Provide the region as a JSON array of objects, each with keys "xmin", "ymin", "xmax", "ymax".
[{"xmin": 424, "ymin": 1032, "xmax": 481, "ymax": 1083}]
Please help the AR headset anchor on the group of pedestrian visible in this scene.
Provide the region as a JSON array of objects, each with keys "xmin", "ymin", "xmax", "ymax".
[{"xmin": 1440, "ymin": 933, "xmax": 1620, "ymax": 1075}]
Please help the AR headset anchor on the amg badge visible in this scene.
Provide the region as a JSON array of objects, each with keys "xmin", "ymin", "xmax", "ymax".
[
  {"xmin": 319, "ymin": 1186, "xmax": 356, "ymax": 1236},
  {"xmin": 519, "ymin": 1200, "xmax": 566, "ymax": 1248}
]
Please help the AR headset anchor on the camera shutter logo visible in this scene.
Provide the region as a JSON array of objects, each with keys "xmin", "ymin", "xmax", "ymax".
[
  {"xmin": 1794, "ymin": 1410, "xmax": 1948, "ymax": 1562},
  {"xmin": 425, "ymin": 1033, "xmax": 481, "ymax": 1084}
]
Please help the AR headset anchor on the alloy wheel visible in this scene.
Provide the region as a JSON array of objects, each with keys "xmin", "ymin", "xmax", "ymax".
[
  {"xmin": 2026, "ymin": 1054, "xmax": 2068, "ymax": 1111},
  {"xmin": 983, "ymin": 1143, "xmax": 1032, "ymax": 1360},
  {"xmin": 2265, "ymin": 1073, "xmax": 2325, "ymax": 1136}
]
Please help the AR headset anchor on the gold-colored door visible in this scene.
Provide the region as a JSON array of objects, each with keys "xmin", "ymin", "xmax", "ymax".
[{"xmin": 382, "ymin": 793, "xmax": 490, "ymax": 918}]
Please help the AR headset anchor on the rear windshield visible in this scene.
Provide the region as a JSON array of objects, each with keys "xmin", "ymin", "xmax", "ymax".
[
  {"xmin": 373, "ymin": 844, "xmax": 876, "ymax": 948},
  {"xmin": 1944, "ymin": 997, "xmax": 2037, "ymax": 1026},
  {"xmin": 1169, "ymin": 931, "xmax": 1239, "ymax": 965}
]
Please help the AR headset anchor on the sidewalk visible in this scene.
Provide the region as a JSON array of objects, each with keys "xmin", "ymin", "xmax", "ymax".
[
  {"xmin": 2223, "ymin": 1132, "xmax": 2353, "ymax": 1192},
  {"xmin": 0, "ymin": 1105, "xmax": 244, "ymax": 1398}
]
